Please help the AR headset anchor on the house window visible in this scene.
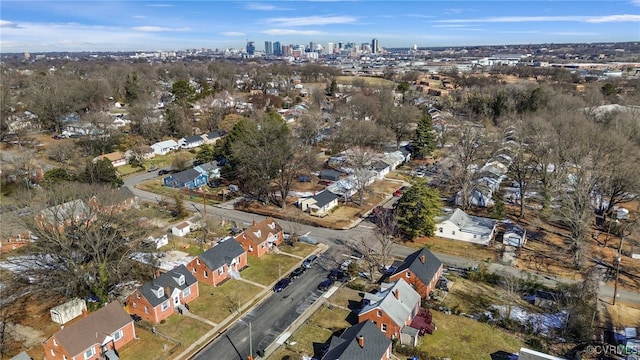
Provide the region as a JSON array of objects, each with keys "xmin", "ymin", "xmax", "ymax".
[
  {"xmin": 218, "ymin": 267, "xmax": 224, "ymax": 275},
  {"xmin": 64, "ymin": 356, "xmax": 68, "ymax": 360},
  {"xmin": 381, "ymin": 323, "xmax": 387, "ymax": 332},
  {"xmin": 204, "ymin": 270, "xmax": 208, "ymax": 278},
  {"xmin": 192, "ymin": 267, "xmax": 196, "ymax": 273},
  {"xmin": 50, "ymin": 349, "xmax": 55, "ymax": 356},
  {"xmin": 132, "ymin": 302, "xmax": 137, "ymax": 308},
  {"xmin": 248, "ymin": 245, "xmax": 253, "ymax": 252},
  {"xmin": 196, "ymin": 259, "xmax": 201, "ymax": 265},
  {"xmin": 439, "ymin": 227, "xmax": 443, "ymax": 232},
  {"xmin": 377, "ymin": 310, "xmax": 382, "ymax": 317},
  {"xmin": 452, "ymin": 231, "xmax": 456, "ymax": 235},
  {"xmin": 473, "ymin": 235, "xmax": 477, "ymax": 239},
  {"xmin": 84, "ymin": 347, "xmax": 96, "ymax": 359},
  {"xmin": 183, "ymin": 287, "xmax": 191, "ymax": 298},
  {"xmin": 53, "ymin": 339, "xmax": 58, "ymax": 346},
  {"xmin": 406, "ymin": 272, "xmax": 411, "ymax": 278},
  {"xmin": 136, "ymin": 293, "xmax": 140, "ymax": 299},
  {"xmin": 144, "ymin": 306, "xmax": 149, "ymax": 314},
  {"xmin": 113, "ymin": 329, "xmax": 123, "ymax": 341},
  {"xmin": 177, "ymin": 275, "xmax": 185, "ymax": 286},
  {"xmin": 161, "ymin": 301, "xmax": 170, "ymax": 311}
]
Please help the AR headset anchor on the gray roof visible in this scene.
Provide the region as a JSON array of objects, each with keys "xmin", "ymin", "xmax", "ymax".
[
  {"xmin": 10, "ymin": 352, "xmax": 32, "ymax": 360},
  {"xmin": 319, "ymin": 169, "xmax": 341, "ymax": 180},
  {"xmin": 184, "ymin": 135, "xmax": 204, "ymax": 144},
  {"xmin": 138, "ymin": 265, "xmax": 197, "ymax": 307},
  {"xmin": 194, "ymin": 161, "xmax": 218, "ymax": 175},
  {"xmin": 205, "ymin": 131, "xmax": 223, "ymax": 139},
  {"xmin": 313, "ymin": 190, "xmax": 339, "ymax": 208},
  {"xmin": 391, "ymin": 248, "xmax": 442, "ymax": 286},
  {"xmin": 441, "ymin": 208, "xmax": 497, "ymax": 236},
  {"xmin": 198, "ymin": 238, "xmax": 245, "ymax": 271},
  {"xmin": 370, "ymin": 160, "xmax": 390, "ymax": 172},
  {"xmin": 321, "ymin": 320, "xmax": 391, "ymax": 360},
  {"xmin": 39, "ymin": 199, "xmax": 90, "ymax": 224},
  {"xmin": 359, "ymin": 279, "xmax": 420, "ymax": 328},
  {"xmin": 165, "ymin": 168, "xmax": 203, "ymax": 186}
]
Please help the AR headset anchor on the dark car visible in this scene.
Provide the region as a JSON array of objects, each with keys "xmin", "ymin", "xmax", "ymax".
[
  {"xmin": 317, "ymin": 279, "xmax": 335, "ymax": 291},
  {"xmin": 289, "ymin": 266, "xmax": 306, "ymax": 280},
  {"xmin": 158, "ymin": 169, "xmax": 170, "ymax": 176},
  {"xmin": 273, "ymin": 278, "xmax": 291, "ymax": 292},
  {"xmin": 130, "ymin": 314, "xmax": 142, "ymax": 322},
  {"xmin": 328, "ymin": 269, "xmax": 344, "ymax": 281}
]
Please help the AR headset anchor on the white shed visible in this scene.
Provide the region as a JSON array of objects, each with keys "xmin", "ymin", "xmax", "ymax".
[
  {"xmin": 172, "ymin": 222, "xmax": 191, "ymax": 237},
  {"xmin": 50, "ymin": 298, "xmax": 87, "ymax": 325}
]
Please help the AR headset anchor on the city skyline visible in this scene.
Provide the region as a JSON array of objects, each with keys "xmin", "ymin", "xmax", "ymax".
[{"xmin": 1, "ymin": 1, "xmax": 639, "ymax": 53}]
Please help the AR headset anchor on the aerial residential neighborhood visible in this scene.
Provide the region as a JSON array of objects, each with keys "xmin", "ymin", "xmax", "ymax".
[{"xmin": 1, "ymin": 2, "xmax": 640, "ymax": 360}]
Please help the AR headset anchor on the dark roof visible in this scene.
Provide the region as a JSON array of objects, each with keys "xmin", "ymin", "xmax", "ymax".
[
  {"xmin": 198, "ymin": 238, "xmax": 245, "ymax": 271},
  {"xmin": 321, "ymin": 320, "xmax": 391, "ymax": 360},
  {"xmin": 165, "ymin": 168, "xmax": 203, "ymax": 186},
  {"xmin": 371, "ymin": 160, "xmax": 390, "ymax": 172},
  {"xmin": 392, "ymin": 248, "xmax": 442, "ymax": 286},
  {"xmin": 52, "ymin": 301, "xmax": 132, "ymax": 357},
  {"xmin": 206, "ymin": 131, "xmax": 223, "ymax": 139},
  {"xmin": 319, "ymin": 169, "xmax": 341, "ymax": 180},
  {"xmin": 313, "ymin": 190, "xmax": 339, "ymax": 208},
  {"xmin": 138, "ymin": 265, "xmax": 197, "ymax": 307},
  {"xmin": 184, "ymin": 135, "xmax": 204, "ymax": 143}
]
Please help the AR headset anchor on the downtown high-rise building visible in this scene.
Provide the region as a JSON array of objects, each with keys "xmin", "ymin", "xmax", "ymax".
[
  {"xmin": 264, "ymin": 41, "xmax": 273, "ymax": 55},
  {"xmin": 371, "ymin": 38, "xmax": 378, "ymax": 54},
  {"xmin": 327, "ymin": 42, "xmax": 334, "ymax": 54},
  {"xmin": 246, "ymin": 41, "xmax": 255, "ymax": 55},
  {"xmin": 273, "ymin": 41, "xmax": 282, "ymax": 55}
]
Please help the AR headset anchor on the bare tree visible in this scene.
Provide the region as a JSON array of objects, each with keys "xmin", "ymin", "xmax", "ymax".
[
  {"xmin": 448, "ymin": 126, "xmax": 485, "ymax": 210},
  {"xmin": 500, "ymin": 272, "xmax": 521, "ymax": 321},
  {"xmin": 345, "ymin": 146, "xmax": 377, "ymax": 207},
  {"xmin": 27, "ymin": 75, "xmax": 77, "ymax": 132}
]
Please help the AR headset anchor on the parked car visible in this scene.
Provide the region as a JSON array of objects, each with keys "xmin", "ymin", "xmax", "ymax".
[
  {"xmin": 158, "ymin": 169, "xmax": 170, "ymax": 176},
  {"xmin": 383, "ymin": 265, "xmax": 398, "ymax": 275},
  {"xmin": 273, "ymin": 278, "xmax": 291, "ymax": 292},
  {"xmin": 393, "ymin": 189, "xmax": 403, "ymax": 197},
  {"xmin": 52, "ymin": 134, "xmax": 66, "ymax": 140},
  {"xmin": 317, "ymin": 279, "xmax": 335, "ymax": 291},
  {"xmin": 130, "ymin": 314, "xmax": 142, "ymax": 322},
  {"xmin": 340, "ymin": 259, "xmax": 353, "ymax": 271},
  {"xmin": 289, "ymin": 266, "xmax": 306, "ymax": 280},
  {"xmin": 302, "ymin": 255, "xmax": 318, "ymax": 268},
  {"xmin": 328, "ymin": 269, "xmax": 344, "ymax": 281},
  {"xmin": 299, "ymin": 235, "xmax": 318, "ymax": 245}
]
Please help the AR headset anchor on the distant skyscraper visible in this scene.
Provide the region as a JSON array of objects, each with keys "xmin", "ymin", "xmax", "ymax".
[
  {"xmin": 273, "ymin": 41, "xmax": 282, "ymax": 55},
  {"xmin": 265, "ymin": 41, "xmax": 273, "ymax": 55},
  {"xmin": 327, "ymin": 42, "xmax": 334, "ymax": 54},
  {"xmin": 246, "ymin": 41, "xmax": 255, "ymax": 55},
  {"xmin": 371, "ymin": 38, "xmax": 378, "ymax": 54}
]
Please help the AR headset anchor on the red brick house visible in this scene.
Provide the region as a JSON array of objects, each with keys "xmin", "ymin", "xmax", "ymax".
[
  {"xmin": 388, "ymin": 248, "xmax": 443, "ymax": 299},
  {"xmin": 357, "ymin": 279, "xmax": 421, "ymax": 340},
  {"xmin": 188, "ymin": 238, "xmax": 247, "ymax": 286},
  {"xmin": 234, "ymin": 217, "xmax": 283, "ymax": 257},
  {"xmin": 43, "ymin": 301, "xmax": 135, "ymax": 360},
  {"xmin": 125, "ymin": 265, "xmax": 199, "ymax": 323},
  {"xmin": 321, "ymin": 320, "xmax": 392, "ymax": 360}
]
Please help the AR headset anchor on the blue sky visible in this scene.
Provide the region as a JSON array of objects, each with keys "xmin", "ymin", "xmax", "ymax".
[{"xmin": 1, "ymin": 1, "xmax": 639, "ymax": 52}]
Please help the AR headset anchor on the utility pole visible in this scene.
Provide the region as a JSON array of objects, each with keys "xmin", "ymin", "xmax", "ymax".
[
  {"xmin": 612, "ymin": 219, "xmax": 632, "ymax": 305},
  {"xmin": 248, "ymin": 321, "xmax": 253, "ymax": 360}
]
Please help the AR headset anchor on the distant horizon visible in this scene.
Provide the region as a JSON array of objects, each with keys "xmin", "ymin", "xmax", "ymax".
[{"xmin": 1, "ymin": 1, "xmax": 639, "ymax": 53}]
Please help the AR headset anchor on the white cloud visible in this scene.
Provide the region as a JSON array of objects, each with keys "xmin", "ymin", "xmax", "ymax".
[
  {"xmin": 631, "ymin": 0, "xmax": 640, "ymax": 5},
  {"xmin": 221, "ymin": 31, "xmax": 245, "ymax": 36},
  {"xmin": 432, "ymin": 24, "xmax": 476, "ymax": 28},
  {"xmin": 132, "ymin": 15, "xmax": 146, "ymax": 19},
  {"xmin": 0, "ymin": 20, "xmax": 20, "ymax": 28},
  {"xmin": 262, "ymin": 29, "xmax": 327, "ymax": 35},
  {"xmin": 550, "ymin": 31, "xmax": 598, "ymax": 36},
  {"xmin": 245, "ymin": 3, "xmax": 290, "ymax": 11},
  {"xmin": 266, "ymin": 15, "xmax": 357, "ymax": 26},
  {"xmin": 498, "ymin": 30, "xmax": 541, "ymax": 34},
  {"xmin": 437, "ymin": 15, "xmax": 640, "ymax": 23},
  {"xmin": 131, "ymin": 26, "xmax": 189, "ymax": 32}
]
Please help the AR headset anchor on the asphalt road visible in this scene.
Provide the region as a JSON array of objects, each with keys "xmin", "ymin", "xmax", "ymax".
[{"xmin": 192, "ymin": 257, "xmax": 335, "ymax": 360}]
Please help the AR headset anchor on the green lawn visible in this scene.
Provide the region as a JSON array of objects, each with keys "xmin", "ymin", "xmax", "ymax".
[
  {"xmin": 419, "ymin": 311, "xmax": 523, "ymax": 360},
  {"xmin": 119, "ymin": 326, "xmax": 177, "ymax": 360},
  {"xmin": 155, "ymin": 314, "xmax": 212, "ymax": 345},
  {"xmin": 242, "ymin": 253, "xmax": 302, "ymax": 286},
  {"xmin": 307, "ymin": 306, "xmax": 352, "ymax": 332},
  {"xmin": 159, "ymin": 239, "xmax": 205, "ymax": 257},
  {"xmin": 189, "ymin": 281, "xmax": 262, "ymax": 323},
  {"xmin": 279, "ymin": 243, "xmax": 317, "ymax": 258},
  {"xmin": 283, "ymin": 323, "xmax": 333, "ymax": 357},
  {"xmin": 328, "ymin": 286, "xmax": 362, "ymax": 309}
]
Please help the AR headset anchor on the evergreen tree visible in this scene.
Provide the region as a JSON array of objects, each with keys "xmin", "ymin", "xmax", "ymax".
[
  {"xmin": 124, "ymin": 72, "xmax": 139, "ymax": 103},
  {"xmin": 394, "ymin": 178, "xmax": 442, "ymax": 240},
  {"xmin": 410, "ymin": 111, "xmax": 437, "ymax": 159},
  {"xmin": 81, "ymin": 158, "xmax": 123, "ymax": 188},
  {"xmin": 490, "ymin": 191, "xmax": 507, "ymax": 220}
]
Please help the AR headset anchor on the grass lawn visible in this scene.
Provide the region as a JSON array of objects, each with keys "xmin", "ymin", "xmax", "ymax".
[
  {"xmin": 159, "ymin": 238, "xmax": 205, "ymax": 257},
  {"xmin": 328, "ymin": 286, "xmax": 362, "ymax": 309},
  {"xmin": 119, "ymin": 326, "xmax": 176, "ymax": 360},
  {"xmin": 418, "ymin": 311, "xmax": 523, "ymax": 360},
  {"xmin": 279, "ymin": 243, "xmax": 316, "ymax": 258},
  {"xmin": 282, "ymin": 323, "xmax": 333, "ymax": 357},
  {"xmin": 441, "ymin": 275, "xmax": 534, "ymax": 314},
  {"xmin": 137, "ymin": 178, "xmax": 179, "ymax": 197},
  {"xmin": 269, "ymin": 348, "xmax": 307, "ymax": 360},
  {"xmin": 189, "ymin": 281, "xmax": 262, "ymax": 323},
  {"xmin": 155, "ymin": 314, "xmax": 211, "ymax": 345},
  {"xmin": 117, "ymin": 164, "xmax": 146, "ymax": 176},
  {"xmin": 307, "ymin": 306, "xmax": 352, "ymax": 332},
  {"xmin": 411, "ymin": 236, "xmax": 499, "ymax": 262},
  {"xmin": 335, "ymin": 76, "xmax": 396, "ymax": 88},
  {"xmin": 242, "ymin": 253, "xmax": 302, "ymax": 286}
]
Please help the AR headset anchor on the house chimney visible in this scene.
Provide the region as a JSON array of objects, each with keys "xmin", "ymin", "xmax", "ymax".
[
  {"xmin": 81, "ymin": 308, "xmax": 88, "ymax": 318},
  {"xmin": 357, "ymin": 335, "xmax": 365, "ymax": 348},
  {"xmin": 420, "ymin": 254, "xmax": 426, "ymax": 264},
  {"xmin": 394, "ymin": 289, "xmax": 399, "ymax": 299},
  {"xmin": 252, "ymin": 219, "xmax": 256, "ymax": 227}
]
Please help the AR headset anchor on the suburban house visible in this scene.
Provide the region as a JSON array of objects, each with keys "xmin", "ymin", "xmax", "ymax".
[
  {"xmin": 179, "ymin": 135, "xmax": 205, "ymax": 149},
  {"xmin": 320, "ymin": 320, "xmax": 392, "ymax": 360},
  {"xmin": 125, "ymin": 265, "xmax": 199, "ymax": 323},
  {"xmin": 358, "ymin": 279, "xmax": 421, "ymax": 341},
  {"xmin": 370, "ymin": 160, "xmax": 391, "ymax": 180},
  {"xmin": 150, "ymin": 139, "xmax": 179, "ymax": 156},
  {"xmin": 202, "ymin": 130, "xmax": 223, "ymax": 144},
  {"xmin": 43, "ymin": 301, "xmax": 135, "ymax": 360},
  {"xmin": 194, "ymin": 161, "xmax": 220, "ymax": 179},
  {"xmin": 163, "ymin": 168, "xmax": 208, "ymax": 189},
  {"xmin": 503, "ymin": 223, "xmax": 527, "ymax": 247},
  {"xmin": 187, "ymin": 238, "xmax": 247, "ymax": 286},
  {"xmin": 124, "ymin": 146, "xmax": 155, "ymax": 161},
  {"xmin": 93, "ymin": 151, "xmax": 127, "ymax": 168},
  {"xmin": 35, "ymin": 199, "xmax": 95, "ymax": 233},
  {"xmin": 319, "ymin": 169, "xmax": 341, "ymax": 182},
  {"xmin": 298, "ymin": 190, "xmax": 340, "ymax": 217},
  {"xmin": 234, "ymin": 217, "xmax": 284, "ymax": 257},
  {"xmin": 435, "ymin": 208, "xmax": 497, "ymax": 246},
  {"xmin": 388, "ymin": 248, "xmax": 444, "ymax": 299},
  {"xmin": 383, "ymin": 151, "xmax": 406, "ymax": 170},
  {"xmin": 172, "ymin": 222, "xmax": 191, "ymax": 237}
]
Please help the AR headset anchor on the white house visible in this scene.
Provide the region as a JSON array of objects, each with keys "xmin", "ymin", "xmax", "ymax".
[
  {"xmin": 172, "ymin": 222, "xmax": 191, "ymax": 237},
  {"xmin": 145, "ymin": 234, "xmax": 169, "ymax": 249},
  {"xmin": 298, "ymin": 190, "xmax": 340, "ymax": 217},
  {"xmin": 504, "ymin": 223, "xmax": 527, "ymax": 247},
  {"xmin": 151, "ymin": 139, "xmax": 179, "ymax": 155},
  {"xmin": 383, "ymin": 151, "xmax": 406, "ymax": 170},
  {"xmin": 370, "ymin": 160, "xmax": 391, "ymax": 180},
  {"xmin": 179, "ymin": 135, "xmax": 205, "ymax": 149},
  {"xmin": 435, "ymin": 208, "xmax": 497, "ymax": 245}
]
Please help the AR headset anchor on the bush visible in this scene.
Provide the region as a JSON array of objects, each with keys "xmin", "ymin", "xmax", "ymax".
[
  {"xmin": 394, "ymin": 344, "xmax": 433, "ymax": 359},
  {"xmin": 347, "ymin": 283, "xmax": 366, "ymax": 291}
]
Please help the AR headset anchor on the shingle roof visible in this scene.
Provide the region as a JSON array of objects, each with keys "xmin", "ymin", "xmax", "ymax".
[
  {"xmin": 370, "ymin": 160, "xmax": 390, "ymax": 172},
  {"xmin": 235, "ymin": 217, "xmax": 282, "ymax": 245},
  {"xmin": 359, "ymin": 279, "xmax": 420, "ymax": 328},
  {"xmin": 184, "ymin": 135, "xmax": 203, "ymax": 144},
  {"xmin": 39, "ymin": 199, "xmax": 90, "ymax": 224},
  {"xmin": 319, "ymin": 169, "xmax": 341, "ymax": 181},
  {"xmin": 442, "ymin": 208, "xmax": 497, "ymax": 236},
  {"xmin": 52, "ymin": 301, "xmax": 132, "ymax": 357},
  {"xmin": 391, "ymin": 248, "xmax": 442, "ymax": 287},
  {"xmin": 205, "ymin": 131, "xmax": 222, "ymax": 140},
  {"xmin": 313, "ymin": 190, "xmax": 339, "ymax": 208},
  {"xmin": 138, "ymin": 265, "xmax": 197, "ymax": 307},
  {"xmin": 198, "ymin": 238, "xmax": 245, "ymax": 271},
  {"xmin": 165, "ymin": 168, "xmax": 203, "ymax": 186},
  {"xmin": 153, "ymin": 139, "xmax": 178, "ymax": 148},
  {"xmin": 321, "ymin": 320, "xmax": 391, "ymax": 360}
]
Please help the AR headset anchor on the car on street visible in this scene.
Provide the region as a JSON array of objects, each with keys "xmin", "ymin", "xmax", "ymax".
[
  {"xmin": 384, "ymin": 265, "xmax": 398, "ymax": 275},
  {"xmin": 340, "ymin": 259, "xmax": 353, "ymax": 271},
  {"xmin": 302, "ymin": 255, "xmax": 318, "ymax": 268},
  {"xmin": 289, "ymin": 266, "xmax": 306, "ymax": 280},
  {"xmin": 317, "ymin": 279, "xmax": 335, "ymax": 291},
  {"xmin": 158, "ymin": 169, "xmax": 170, "ymax": 176},
  {"xmin": 329, "ymin": 269, "xmax": 347, "ymax": 281},
  {"xmin": 273, "ymin": 278, "xmax": 291, "ymax": 292},
  {"xmin": 299, "ymin": 235, "xmax": 318, "ymax": 245},
  {"xmin": 393, "ymin": 189, "xmax": 403, "ymax": 197}
]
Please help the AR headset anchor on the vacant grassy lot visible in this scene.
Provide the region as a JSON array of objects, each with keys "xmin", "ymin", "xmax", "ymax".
[
  {"xmin": 421, "ymin": 311, "xmax": 523, "ymax": 359},
  {"xmin": 119, "ymin": 326, "xmax": 176, "ymax": 360},
  {"xmin": 242, "ymin": 253, "xmax": 302, "ymax": 286},
  {"xmin": 335, "ymin": 76, "xmax": 396, "ymax": 88},
  {"xmin": 412, "ymin": 236, "xmax": 499, "ymax": 262},
  {"xmin": 328, "ymin": 286, "xmax": 363, "ymax": 309},
  {"xmin": 441, "ymin": 275, "xmax": 534, "ymax": 315},
  {"xmin": 189, "ymin": 281, "xmax": 262, "ymax": 323},
  {"xmin": 279, "ymin": 243, "xmax": 317, "ymax": 258},
  {"xmin": 155, "ymin": 314, "xmax": 211, "ymax": 345}
]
